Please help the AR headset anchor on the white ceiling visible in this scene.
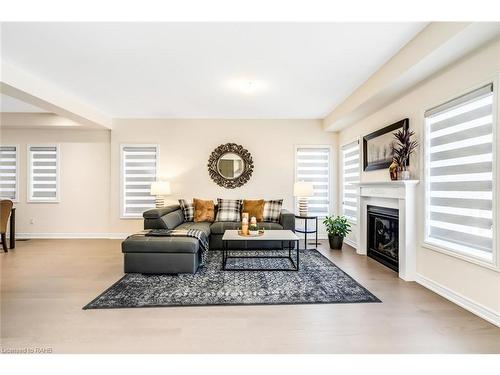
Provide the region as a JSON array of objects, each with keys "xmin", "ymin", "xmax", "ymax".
[
  {"xmin": 1, "ymin": 22, "xmax": 427, "ymax": 119},
  {"xmin": 1, "ymin": 94, "xmax": 49, "ymax": 112}
]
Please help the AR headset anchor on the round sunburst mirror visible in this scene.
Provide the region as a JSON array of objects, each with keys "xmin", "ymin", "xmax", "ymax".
[{"xmin": 208, "ymin": 143, "xmax": 254, "ymax": 189}]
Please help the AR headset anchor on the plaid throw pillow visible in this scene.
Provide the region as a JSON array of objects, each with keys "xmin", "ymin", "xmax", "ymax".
[
  {"xmin": 179, "ymin": 199, "xmax": 195, "ymax": 222},
  {"xmin": 263, "ymin": 199, "xmax": 283, "ymax": 223},
  {"xmin": 215, "ymin": 198, "xmax": 242, "ymax": 222}
]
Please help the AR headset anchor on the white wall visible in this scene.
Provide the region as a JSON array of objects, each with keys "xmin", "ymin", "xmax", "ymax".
[
  {"xmin": 1, "ymin": 119, "xmax": 338, "ymax": 237},
  {"xmin": 0, "ymin": 128, "xmax": 111, "ymax": 236},
  {"xmin": 338, "ymin": 39, "xmax": 500, "ymax": 319},
  {"xmin": 110, "ymin": 119, "xmax": 338, "ymax": 234}
]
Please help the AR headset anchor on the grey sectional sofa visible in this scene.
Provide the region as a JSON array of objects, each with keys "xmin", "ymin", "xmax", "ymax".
[{"xmin": 121, "ymin": 204, "xmax": 295, "ymax": 274}]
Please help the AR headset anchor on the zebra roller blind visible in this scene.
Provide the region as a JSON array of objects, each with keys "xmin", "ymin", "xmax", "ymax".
[
  {"xmin": 295, "ymin": 147, "xmax": 330, "ymax": 217},
  {"xmin": 121, "ymin": 145, "xmax": 158, "ymax": 218},
  {"xmin": 0, "ymin": 146, "xmax": 18, "ymax": 201},
  {"xmin": 424, "ymin": 83, "xmax": 494, "ymax": 259},
  {"xmin": 28, "ymin": 145, "xmax": 59, "ymax": 202},
  {"xmin": 342, "ymin": 140, "xmax": 360, "ymax": 222}
]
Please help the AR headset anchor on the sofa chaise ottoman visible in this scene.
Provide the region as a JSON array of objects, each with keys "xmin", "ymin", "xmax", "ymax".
[
  {"xmin": 121, "ymin": 204, "xmax": 295, "ymax": 274},
  {"xmin": 122, "ymin": 234, "xmax": 203, "ymax": 274}
]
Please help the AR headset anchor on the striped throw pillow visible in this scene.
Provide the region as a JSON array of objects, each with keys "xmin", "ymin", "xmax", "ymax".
[
  {"xmin": 263, "ymin": 200, "xmax": 283, "ymax": 223},
  {"xmin": 179, "ymin": 199, "xmax": 195, "ymax": 222},
  {"xmin": 215, "ymin": 198, "xmax": 242, "ymax": 222}
]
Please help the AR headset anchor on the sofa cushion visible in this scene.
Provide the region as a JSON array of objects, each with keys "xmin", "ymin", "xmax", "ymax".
[
  {"xmin": 210, "ymin": 221, "xmax": 284, "ymax": 235},
  {"xmin": 210, "ymin": 221, "xmax": 241, "ymax": 235},
  {"xmin": 263, "ymin": 199, "xmax": 283, "ymax": 223},
  {"xmin": 255, "ymin": 222, "xmax": 284, "ymax": 231},
  {"xmin": 242, "ymin": 199, "xmax": 265, "ymax": 222},
  {"xmin": 179, "ymin": 199, "xmax": 194, "ymax": 222},
  {"xmin": 162, "ymin": 209, "xmax": 185, "ymax": 229},
  {"xmin": 143, "ymin": 205, "xmax": 181, "ymax": 219},
  {"xmin": 193, "ymin": 198, "xmax": 215, "ymax": 222},
  {"xmin": 122, "ymin": 235, "xmax": 199, "ymax": 254},
  {"xmin": 176, "ymin": 221, "xmax": 211, "ymax": 237},
  {"xmin": 215, "ymin": 198, "xmax": 242, "ymax": 222}
]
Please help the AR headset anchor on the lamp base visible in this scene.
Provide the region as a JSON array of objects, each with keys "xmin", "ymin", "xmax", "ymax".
[
  {"xmin": 155, "ymin": 196, "xmax": 165, "ymax": 208},
  {"xmin": 298, "ymin": 198, "xmax": 308, "ymax": 217}
]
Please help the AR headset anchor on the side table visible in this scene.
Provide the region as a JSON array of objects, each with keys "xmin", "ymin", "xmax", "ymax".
[{"xmin": 294, "ymin": 215, "xmax": 318, "ymax": 251}]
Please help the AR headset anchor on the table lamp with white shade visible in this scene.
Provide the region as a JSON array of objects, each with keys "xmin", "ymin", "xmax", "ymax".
[
  {"xmin": 293, "ymin": 181, "xmax": 314, "ymax": 217},
  {"xmin": 150, "ymin": 181, "xmax": 171, "ymax": 208}
]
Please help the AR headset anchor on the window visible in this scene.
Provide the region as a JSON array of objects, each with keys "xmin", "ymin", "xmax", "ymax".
[
  {"xmin": 424, "ymin": 84, "xmax": 494, "ymax": 261},
  {"xmin": 121, "ymin": 144, "xmax": 159, "ymax": 218},
  {"xmin": 0, "ymin": 145, "xmax": 19, "ymax": 201},
  {"xmin": 295, "ymin": 146, "xmax": 331, "ymax": 217},
  {"xmin": 28, "ymin": 145, "xmax": 59, "ymax": 202},
  {"xmin": 341, "ymin": 140, "xmax": 360, "ymax": 222}
]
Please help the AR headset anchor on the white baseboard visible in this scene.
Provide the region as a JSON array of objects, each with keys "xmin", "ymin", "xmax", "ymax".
[
  {"xmin": 295, "ymin": 233, "xmax": 327, "ymax": 240},
  {"xmin": 416, "ymin": 273, "xmax": 500, "ymax": 327},
  {"xmin": 12, "ymin": 233, "xmax": 129, "ymax": 240},
  {"xmin": 106, "ymin": 233, "xmax": 130, "ymax": 239},
  {"xmin": 343, "ymin": 237, "xmax": 358, "ymax": 250}
]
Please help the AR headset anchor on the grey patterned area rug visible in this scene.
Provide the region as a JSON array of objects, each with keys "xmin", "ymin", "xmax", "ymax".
[{"xmin": 84, "ymin": 249, "xmax": 380, "ymax": 309}]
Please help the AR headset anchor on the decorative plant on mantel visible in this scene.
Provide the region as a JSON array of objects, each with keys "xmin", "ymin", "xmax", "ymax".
[{"xmin": 392, "ymin": 127, "xmax": 418, "ymax": 180}]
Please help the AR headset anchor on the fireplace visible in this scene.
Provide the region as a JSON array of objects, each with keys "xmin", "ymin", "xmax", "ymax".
[{"xmin": 367, "ymin": 205, "xmax": 399, "ymax": 272}]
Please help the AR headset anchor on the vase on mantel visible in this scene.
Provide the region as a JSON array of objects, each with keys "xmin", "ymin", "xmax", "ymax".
[
  {"xmin": 389, "ymin": 159, "xmax": 398, "ymax": 181},
  {"xmin": 398, "ymin": 166, "xmax": 410, "ymax": 180}
]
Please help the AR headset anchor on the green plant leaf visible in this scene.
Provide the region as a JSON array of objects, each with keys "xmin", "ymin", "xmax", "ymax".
[{"xmin": 322, "ymin": 215, "xmax": 352, "ymax": 237}]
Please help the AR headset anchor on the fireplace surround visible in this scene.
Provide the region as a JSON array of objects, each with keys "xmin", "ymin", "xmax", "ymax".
[{"xmin": 353, "ymin": 180, "xmax": 418, "ymax": 281}]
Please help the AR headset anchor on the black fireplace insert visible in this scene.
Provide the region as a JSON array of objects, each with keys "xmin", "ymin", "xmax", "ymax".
[{"xmin": 367, "ymin": 205, "xmax": 399, "ymax": 272}]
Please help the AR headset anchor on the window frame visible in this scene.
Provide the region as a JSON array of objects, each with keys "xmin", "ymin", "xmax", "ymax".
[
  {"xmin": 27, "ymin": 144, "xmax": 60, "ymax": 203},
  {"xmin": 120, "ymin": 143, "xmax": 160, "ymax": 219},
  {"xmin": 422, "ymin": 79, "xmax": 499, "ymax": 271},
  {"xmin": 0, "ymin": 144, "xmax": 20, "ymax": 202},
  {"xmin": 294, "ymin": 144, "xmax": 332, "ymax": 218},
  {"xmin": 340, "ymin": 138, "xmax": 360, "ymax": 224}
]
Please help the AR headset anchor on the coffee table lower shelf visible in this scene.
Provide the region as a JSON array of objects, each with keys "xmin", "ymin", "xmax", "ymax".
[{"xmin": 222, "ymin": 239, "xmax": 300, "ymax": 271}]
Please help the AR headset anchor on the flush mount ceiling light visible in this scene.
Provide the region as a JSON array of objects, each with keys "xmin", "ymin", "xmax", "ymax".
[
  {"xmin": 227, "ymin": 79, "xmax": 267, "ymax": 95},
  {"xmin": 241, "ymin": 80, "xmax": 257, "ymax": 94}
]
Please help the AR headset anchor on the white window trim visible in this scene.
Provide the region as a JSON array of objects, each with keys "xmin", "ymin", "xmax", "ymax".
[
  {"xmin": 421, "ymin": 77, "xmax": 499, "ymax": 272},
  {"xmin": 340, "ymin": 138, "xmax": 360, "ymax": 224},
  {"xmin": 120, "ymin": 143, "xmax": 160, "ymax": 219},
  {"xmin": 27, "ymin": 144, "xmax": 60, "ymax": 203},
  {"xmin": 0, "ymin": 144, "xmax": 20, "ymax": 202},
  {"xmin": 294, "ymin": 144, "xmax": 333, "ymax": 218}
]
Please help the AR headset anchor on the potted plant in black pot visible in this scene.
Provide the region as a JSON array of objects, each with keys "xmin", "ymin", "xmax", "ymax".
[{"xmin": 323, "ymin": 215, "xmax": 351, "ymax": 250}]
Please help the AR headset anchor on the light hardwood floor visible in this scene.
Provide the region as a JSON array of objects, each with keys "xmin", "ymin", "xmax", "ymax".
[{"xmin": 1, "ymin": 238, "xmax": 499, "ymax": 354}]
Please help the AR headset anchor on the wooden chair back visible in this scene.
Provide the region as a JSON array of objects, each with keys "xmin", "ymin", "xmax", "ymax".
[{"xmin": 0, "ymin": 200, "xmax": 13, "ymax": 234}]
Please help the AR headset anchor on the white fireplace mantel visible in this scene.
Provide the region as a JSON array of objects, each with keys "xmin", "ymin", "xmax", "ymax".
[{"xmin": 352, "ymin": 180, "xmax": 419, "ymax": 281}]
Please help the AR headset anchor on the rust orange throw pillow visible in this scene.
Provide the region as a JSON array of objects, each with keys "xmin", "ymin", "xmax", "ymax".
[
  {"xmin": 193, "ymin": 198, "xmax": 215, "ymax": 222},
  {"xmin": 242, "ymin": 199, "xmax": 265, "ymax": 222}
]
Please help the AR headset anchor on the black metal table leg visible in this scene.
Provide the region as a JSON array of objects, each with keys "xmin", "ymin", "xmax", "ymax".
[
  {"xmin": 225, "ymin": 241, "xmax": 228, "ymax": 269},
  {"xmin": 9, "ymin": 208, "xmax": 15, "ymax": 249},
  {"xmin": 222, "ymin": 241, "xmax": 227, "ymax": 271},
  {"xmin": 296, "ymin": 239, "xmax": 300, "ymax": 271},
  {"xmin": 304, "ymin": 218, "xmax": 308, "ymax": 251},
  {"xmin": 315, "ymin": 217, "xmax": 318, "ymax": 248}
]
